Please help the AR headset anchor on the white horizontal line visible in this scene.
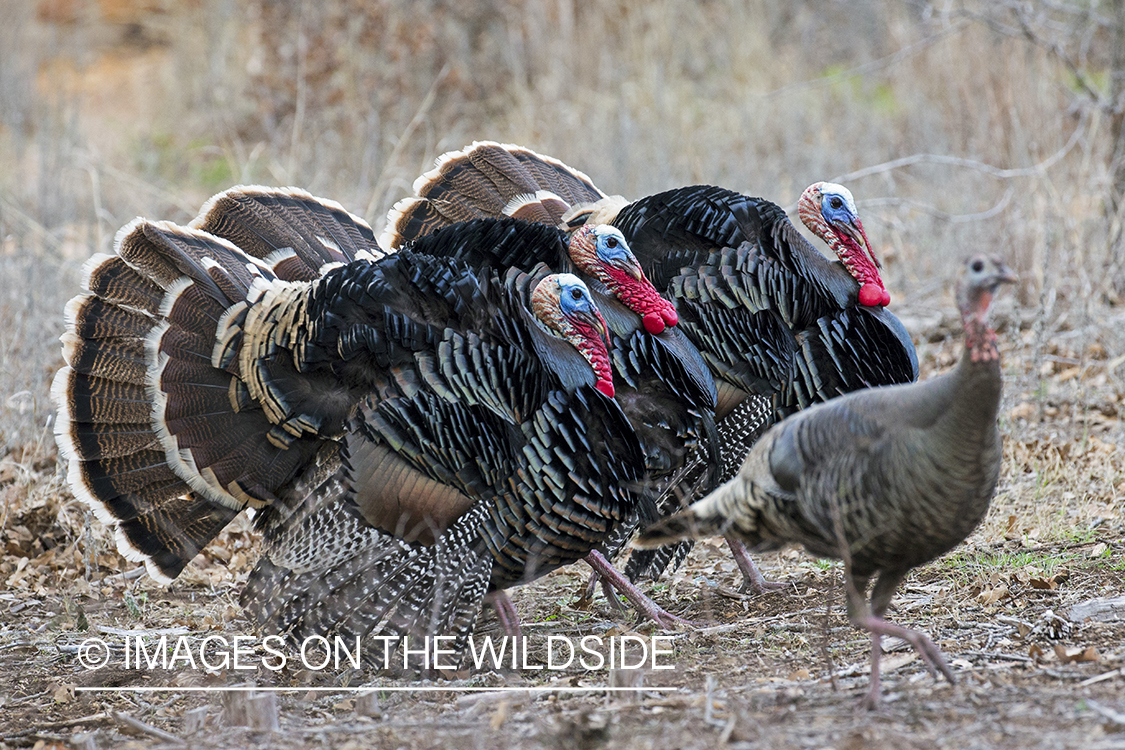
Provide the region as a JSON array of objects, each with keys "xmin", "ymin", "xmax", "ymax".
[{"xmin": 75, "ymin": 686, "xmax": 669, "ymax": 693}]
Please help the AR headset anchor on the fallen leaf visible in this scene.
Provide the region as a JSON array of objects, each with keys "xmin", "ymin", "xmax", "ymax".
[
  {"xmin": 1056, "ymin": 367, "xmax": 1080, "ymax": 383},
  {"xmin": 1016, "ymin": 623, "xmax": 1031, "ymax": 638},
  {"xmin": 332, "ymin": 698, "xmax": 354, "ymax": 712},
  {"xmin": 1029, "ymin": 578, "xmax": 1056, "ymax": 590},
  {"xmin": 978, "ymin": 585, "xmax": 1009, "ymax": 606},
  {"xmin": 787, "ymin": 668, "xmax": 811, "ymax": 681},
  {"xmin": 881, "ymin": 653, "xmax": 917, "ymax": 674},
  {"xmin": 1028, "ymin": 644, "xmax": 1045, "ymax": 660},
  {"xmin": 1053, "ymin": 645, "xmax": 1100, "ymax": 664},
  {"xmin": 52, "ymin": 684, "xmax": 73, "ymax": 704},
  {"xmin": 1089, "ymin": 543, "xmax": 1108, "ymax": 558}
]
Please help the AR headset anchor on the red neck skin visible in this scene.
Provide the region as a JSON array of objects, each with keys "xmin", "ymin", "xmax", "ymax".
[
  {"xmin": 798, "ymin": 196, "xmax": 890, "ymax": 308},
  {"xmin": 601, "ymin": 266, "xmax": 680, "ymax": 334},
  {"xmin": 569, "ymin": 227, "xmax": 679, "ymax": 334},
  {"xmin": 962, "ymin": 290, "xmax": 999, "ymax": 363},
  {"xmin": 565, "ymin": 317, "xmax": 616, "ymax": 398},
  {"xmin": 833, "ymin": 232, "xmax": 890, "ymax": 308}
]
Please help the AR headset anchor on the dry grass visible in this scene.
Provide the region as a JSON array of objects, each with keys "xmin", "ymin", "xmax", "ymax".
[
  {"xmin": 1, "ymin": 0, "xmax": 1123, "ymax": 747},
  {"xmin": 2, "ymin": 0, "xmax": 1121, "ymax": 448}
]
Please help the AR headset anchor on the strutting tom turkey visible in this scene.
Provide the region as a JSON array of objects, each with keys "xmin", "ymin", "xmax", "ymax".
[
  {"xmin": 638, "ymin": 254, "xmax": 1015, "ymax": 708},
  {"xmin": 381, "ymin": 213, "xmax": 716, "ymax": 627},
  {"xmin": 384, "ymin": 141, "xmax": 918, "ymax": 590}
]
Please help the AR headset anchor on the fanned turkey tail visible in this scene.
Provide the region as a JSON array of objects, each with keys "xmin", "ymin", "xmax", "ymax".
[
  {"xmin": 381, "ymin": 140, "xmax": 608, "ymax": 248},
  {"xmin": 52, "ymin": 186, "xmax": 381, "ymax": 582}
]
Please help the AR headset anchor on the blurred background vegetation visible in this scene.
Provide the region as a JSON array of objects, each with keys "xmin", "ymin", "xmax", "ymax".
[{"xmin": 1, "ymin": 0, "xmax": 1123, "ymax": 453}]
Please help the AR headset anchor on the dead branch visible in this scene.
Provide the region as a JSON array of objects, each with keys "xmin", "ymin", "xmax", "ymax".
[{"xmin": 112, "ymin": 711, "xmax": 185, "ymax": 745}]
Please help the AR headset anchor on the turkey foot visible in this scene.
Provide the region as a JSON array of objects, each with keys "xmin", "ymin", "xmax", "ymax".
[
  {"xmin": 852, "ymin": 614, "xmax": 954, "ymax": 710},
  {"xmin": 484, "ymin": 590, "xmax": 522, "ymax": 638},
  {"xmin": 584, "ymin": 550, "xmax": 693, "ymax": 629},
  {"xmin": 726, "ymin": 538, "xmax": 789, "ymax": 594}
]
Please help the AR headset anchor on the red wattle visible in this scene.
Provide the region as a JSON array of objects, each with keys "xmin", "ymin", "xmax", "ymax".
[
  {"xmin": 858, "ymin": 283, "xmax": 887, "ymax": 307},
  {"xmin": 660, "ymin": 304, "xmax": 678, "ymax": 328},
  {"xmin": 643, "ymin": 312, "xmax": 666, "ymax": 334},
  {"xmin": 595, "ymin": 379, "xmax": 615, "ymax": 398}
]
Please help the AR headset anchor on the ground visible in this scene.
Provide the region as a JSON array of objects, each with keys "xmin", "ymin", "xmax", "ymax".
[{"xmin": 1, "ymin": 303, "xmax": 1123, "ymax": 749}]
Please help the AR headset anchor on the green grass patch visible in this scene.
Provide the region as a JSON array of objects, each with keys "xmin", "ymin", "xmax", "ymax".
[{"xmin": 939, "ymin": 547, "xmax": 1078, "ymax": 579}]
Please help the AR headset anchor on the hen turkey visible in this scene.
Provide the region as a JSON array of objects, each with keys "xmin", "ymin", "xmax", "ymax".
[{"xmin": 638, "ymin": 254, "xmax": 1015, "ymax": 707}]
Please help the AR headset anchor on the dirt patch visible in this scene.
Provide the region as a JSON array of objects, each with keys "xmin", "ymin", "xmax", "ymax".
[{"xmin": 1, "ymin": 315, "xmax": 1123, "ymax": 749}]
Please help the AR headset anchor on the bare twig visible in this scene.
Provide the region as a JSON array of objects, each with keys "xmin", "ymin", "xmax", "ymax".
[
  {"xmin": 779, "ymin": 115, "xmax": 1082, "ymax": 220},
  {"xmin": 0, "ymin": 194, "xmax": 64, "ymax": 250},
  {"xmin": 860, "ymin": 187, "xmax": 1014, "ymax": 224},
  {"xmin": 963, "ymin": 3, "xmax": 1108, "ymax": 109},
  {"xmin": 112, "ymin": 711, "xmax": 185, "ymax": 745},
  {"xmin": 0, "ymin": 713, "xmax": 111, "ymax": 738},
  {"xmin": 830, "ymin": 113, "xmax": 1086, "ymax": 184},
  {"xmin": 101, "ymin": 567, "xmax": 147, "ymax": 583},
  {"xmin": 1086, "ymin": 700, "xmax": 1125, "ymax": 726},
  {"xmin": 1079, "ymin": 668, "xmax": 1125, "ymax": 687},
  {"xmin": 819, "ymin": 579, "xmax": 840, "ymax": 692},
  {"xmin": 962, "ymin": 650, "xmax": 1034, "ymax": 663},
  {"xmin": 77, "ymin": 154, "xmax": 200, "ymax": 216}
]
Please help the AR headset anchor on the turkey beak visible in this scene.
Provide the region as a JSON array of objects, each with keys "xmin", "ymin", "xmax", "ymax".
[
  {"xmin": 617, "ymin": 256, "xmax": 645, "ymax": 282},
  {"xmin": 996, "ymin": 263, "xmax": 1018, "ymax": 285},
  {"xmin": 836, "ymin": 217, "xmax": 881, "ymax": 270},
  {"xmin": 580, "ymin": 309, "xmax": 611, "ymax": 348}
]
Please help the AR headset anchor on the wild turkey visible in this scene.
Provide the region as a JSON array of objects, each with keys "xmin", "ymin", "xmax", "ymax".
[
  {"xmin": 383, "ymin": 141, "xmax": 917, "ymax": 587},
  {"xmin": 376, "ymin": 214, "xmax": 715, "ymax": 627},
  {"xmin": 637, "ymin": 254, "xmax": 1016, "ymax": 708},
  {"xmin": 53, "ymin": 186, "xmax": 667, "ymax": 660},
  {"xmin": 245, "ymin": 256, "xmax": 657, "ymax": 654}
]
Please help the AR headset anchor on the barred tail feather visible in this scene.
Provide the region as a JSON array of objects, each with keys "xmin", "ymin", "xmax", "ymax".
[
  {"xmin": 624, "ymin": 541, "xmax": 695, "ymax": 582},
  {"xmin": 634, "ymin": 508, "xmax": 726, "ymax": 549},
  {"xmin": 380, "ymin": 140, "xmax": 606, "ymax": 249},
  {"xmin": 192, "ymin": 186, "xmax": 384, "ymax": 280},
  {"xmin": 54, "ymin": 214, "xmax": 326, "ymax": 581},
  {"xmin": 627, "ymin": 396, "xmax": 772, "ymax": 579}
]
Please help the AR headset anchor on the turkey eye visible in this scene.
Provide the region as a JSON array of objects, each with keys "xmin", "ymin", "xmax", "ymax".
[
  {"xmin": 605, "ymin": 237, "xmax": 618, "ymax": 248},
  {"xmin": 830, "ymin": 197, "xmax": 843, "ymax": 210},
  {"xmin": 971, "ymin": 259, "xmax": 984, "ymax": 273},
  {"xmin": 571, "ymin": 288, "xmax": 583, "ymax": 300}
]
